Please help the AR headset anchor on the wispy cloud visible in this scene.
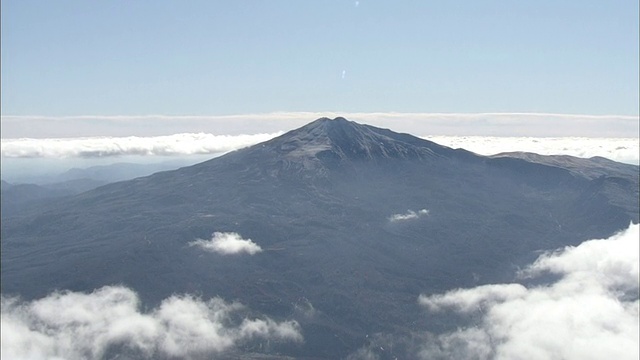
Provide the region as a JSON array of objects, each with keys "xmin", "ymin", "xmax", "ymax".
[
  {"xmin": 2, "ymin": 112, "xmax": 637, "ymax": 138},
  {"xmin": 389, "ymin": 209, "xmax": 429, "ymax": 222},
  {"xmin": 419, "ymin": 283, "xmax": 527, "ymax": 313},
  {"xmin": 418, "ymin": 223, "xmax": 639, "ymax": 360},
  {"xmin": 189, "ymin": 232, "xmax": 263, "ymax": 255},
  {"xmin": 0, "ymin": 286, "xmax": 302, "ymax": 360}
]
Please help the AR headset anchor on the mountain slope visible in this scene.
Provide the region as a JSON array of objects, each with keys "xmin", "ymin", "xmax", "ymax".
[{"xmin": 2, "ymin": 118, "xmax": 638, "ymax": 358}]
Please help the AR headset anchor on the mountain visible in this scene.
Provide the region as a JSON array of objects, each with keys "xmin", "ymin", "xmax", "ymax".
[{"xmin": 2, "ymin": 117, "xmax": 638, "ymax": 358}]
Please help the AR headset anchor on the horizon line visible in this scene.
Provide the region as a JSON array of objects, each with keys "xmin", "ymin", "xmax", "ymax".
[{"xmin": 2, "ymin": 111, "xmax": 639, "ymax": 120}]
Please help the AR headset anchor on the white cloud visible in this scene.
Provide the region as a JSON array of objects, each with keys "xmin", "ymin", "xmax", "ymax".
[
  {"xmin": 418, "ymin": 223, "xmax": 640, "ymax": 360},
  {"xmin": 521, "ymin": 226, "xmax": 639, "ymax": 293},
  {"xmin": 389, "ymin": 209, "xmax": 429, "ymax": 222},
  {"xmin": 419, "ymin": 283, "xmax": 527, "ymax": 313},
  {"xmin": 0, "ymin": 286, "xmax": 302, "ymax": 360},
  {"xmin": 425, "ymin": 136, "xmax": 639, "ymax": 165},
  {"xmin": 1, "ymin": 132, "xmax": 282, "ymax": 159},
  {"xmin": 189, "ymin": 232, "xmax": 263, "ymax": 255},
  {"xmin": 1, "ymin": 117, "xmax": 637, "ymax": 166}
]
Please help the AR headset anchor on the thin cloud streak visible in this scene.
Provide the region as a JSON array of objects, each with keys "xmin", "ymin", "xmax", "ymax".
[
  {"xmin": 389, "ymin": 209, "xmax": 429, "ymax": 222},
  {"xmin": 2, "ymin": 112, "xmax": 638, "ymax": 138}
]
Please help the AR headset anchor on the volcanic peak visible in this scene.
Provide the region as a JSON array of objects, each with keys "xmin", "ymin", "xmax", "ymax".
[{"xmin": 265, "ymin": 117, "xmax": 449, "ymax": 163}]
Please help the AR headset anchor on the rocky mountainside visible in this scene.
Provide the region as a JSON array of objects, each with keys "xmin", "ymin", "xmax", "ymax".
[{"xmin": 2, "ymin": 117, "xmax": 638, "ymax": 358}]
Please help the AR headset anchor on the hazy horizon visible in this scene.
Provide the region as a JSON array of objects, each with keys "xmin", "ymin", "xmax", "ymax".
[{"xmin": 2, "ymin": 115, "xmax": 638, "ymax": 184}]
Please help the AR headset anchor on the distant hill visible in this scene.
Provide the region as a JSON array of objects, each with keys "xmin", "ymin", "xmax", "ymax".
[
  {"xmin": 2, "ymin": 118, "xmax": 638, "ymax": 358},
  {"xmin": 53, "ymin": 160, "xmax": 196, "ymax": 183},
  {"xmin": 1, "ymin": 178, "xmax": 107, "ymax": 214},
  {"xmin": 1, "ymin": 160, "xmax": 198, "ymax": 214}
]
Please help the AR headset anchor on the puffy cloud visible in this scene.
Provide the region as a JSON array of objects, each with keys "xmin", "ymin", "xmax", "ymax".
[
  {"xmin": 389, "ymin": 209, "xmax": 429, "ymax": 222},
  {"xmin": 0, "ymin": 132, "xmax": 282, "ymax": 159},
  {"xmin": 189, "ymin": 232, "xmax": 263, "ymax": 255},
  {"xmin": 418, "ymin": 223, "xmax": 640, "ymax": 360},
  {"xmin": 521, "ymin": 226, "xmax": 639, "ymax": 292},
  {"xmin": 419, "ymin": 283, "xmax": 527, "ymax": 313},
  {"xmin": 418, "ymin": 328, "xmax": 494, "ymax": 360},
  {"xmin": 1, "ymin": 286, "xmax": 302, "ymax": 360}
]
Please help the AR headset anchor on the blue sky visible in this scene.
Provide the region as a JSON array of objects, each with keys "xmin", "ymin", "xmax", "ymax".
[{"xmin": 1, "ymin": 0, "xmax": 639, "ymax": 116}]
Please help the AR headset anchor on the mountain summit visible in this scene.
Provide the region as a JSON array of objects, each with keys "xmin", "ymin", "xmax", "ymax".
[
  {"xmin": 187, "ymin": 117, "xmax": 471, "ymax": 182},
  {"xmin": 2, "ymin": 118, "xmax": 638, "ymax": 358},
  {"xmin": 263, "ymin": 116, "xmax": 459, "ymax": 162}
]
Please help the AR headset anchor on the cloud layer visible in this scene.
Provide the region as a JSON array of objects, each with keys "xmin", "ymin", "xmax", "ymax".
[
  {"xmin": 2, "ymin": 112, "xmax": 638, "ymax": 138},
  {"xmin": 189, "ymin": 232, "xmax": 263, "ymax": 255},
  {"xmin": 2, "ymin": 134, "xmax": 637, "ymax": 166},
  {"xmin": 1, "ymin": 132, "xmax": 281, "ymax": 159},
  {"xmin": 1, "ymin": 286, "xmax": 302, "ymax": 360},
  {"xmin": 418, "ymin": 223, "xmax": 639, "ymax": 360}
]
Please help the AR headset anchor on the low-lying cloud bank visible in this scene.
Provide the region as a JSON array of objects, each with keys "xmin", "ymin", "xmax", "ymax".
[
  {"xmin": 389, "ymin": 209, "xmax": 429, "ymax": 222},
  {"xmin": 189, "ymin": 232, "xmax": 263, "ymax": 255},
  {"xmin": 418, "ymin": 223, "xmax": 639, "ymax": 360},
  {"xmin": 2, "ymin": 133, "xmax": 637, "ymax": 165},
  {"xmin": 1, "ymin": 132, "xmax": 281, "ymax": 159},
  {"xmin": 427, "ymin": 136, "xmax": 640, "ymax": 165},
  {"xmin": 1, "ymin": 286, "xmax": 302, "ymax": 360}
]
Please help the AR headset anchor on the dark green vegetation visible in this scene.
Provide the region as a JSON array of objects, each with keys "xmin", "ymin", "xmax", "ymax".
[{"xmin": 2, "ymin": 118, "xmax": 638, "ymax": 358}]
